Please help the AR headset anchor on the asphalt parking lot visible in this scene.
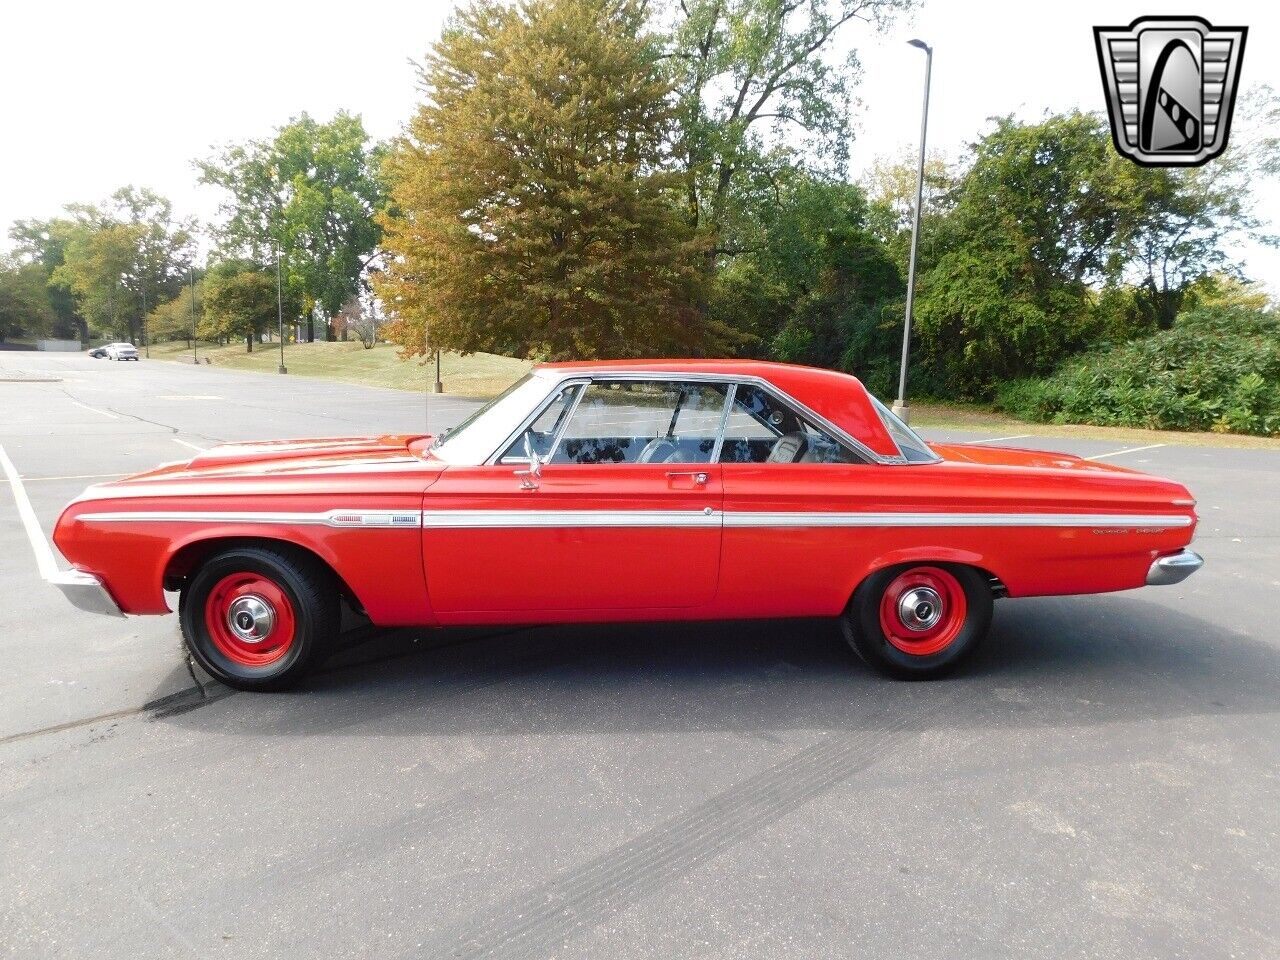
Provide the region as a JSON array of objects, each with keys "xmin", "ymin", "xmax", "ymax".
[{"xmin": 2, "ymin": 352, "xmax": 1277, "ymax": 959}]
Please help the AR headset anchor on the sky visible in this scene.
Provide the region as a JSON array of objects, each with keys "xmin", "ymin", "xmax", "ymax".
[{"xmin": 2, "ymin": 0, "xmax": 1278, "ymax": 282}]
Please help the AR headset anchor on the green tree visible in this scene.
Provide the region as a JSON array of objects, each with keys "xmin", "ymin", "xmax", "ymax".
[
  {"xmin": 910, "ymin": 106, "xmax": 1279, "ymax": 397},
  {"xmin": 7, "ymin": 218, "xmax": 86, "ymax": 338},
  {"xmin": 709, "ymin": 174, "xmax": 903, "ymax": 387},
  {"xmin": 863, "ymin": 150, "xmax": 951, "ymax": 274},
  {"xmin": 377, "ymin": 0, "xmax": 717, "ymax": 360},
  {"xmin": 48, "ymin": 188, "xmax": 194, "ymax": 342},
  {"xmin": 1110, "ymin": 101, "xmax": 1278, "ymax": 328},
  {"xmin": 667, "ymin": 0, "xmax": 913, "ymax": 258},
  {"xmin": 199, "ymin": 112, "xmax": 384, "ymax": 342},
  {"xmin": 0, "ymin": 256, "xmax": 56, "ymax": 342},
  {"xmin": 201, "ymin": 262, "xmax": 285, "ymax": 352},
  {"xmin": 148, "ymin": 278, "xmax": 203, "ymax": 346}
]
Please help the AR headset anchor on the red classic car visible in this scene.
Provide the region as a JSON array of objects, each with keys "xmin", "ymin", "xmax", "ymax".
[{"xmin": 50, "ymin": 360, "xmax": 1202, "ymax": 689}]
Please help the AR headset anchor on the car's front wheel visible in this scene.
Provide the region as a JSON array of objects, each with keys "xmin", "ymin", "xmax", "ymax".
[
  {"xmin": 180, "ymin": 545, "xmax": 339, "ymax": 690},
  {"xmin": 842, "ymin": 563, "xmax": 992, "ymax": 679}
]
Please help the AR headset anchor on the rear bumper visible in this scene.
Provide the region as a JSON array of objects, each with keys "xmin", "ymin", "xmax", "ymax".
[
  {"xmin": 1146, "ymin": 549, "xmax": 1203, "ymax": 586},
  {"xmin": 49, "ymin": 569, "xmax": 125, "ymax": 617}
]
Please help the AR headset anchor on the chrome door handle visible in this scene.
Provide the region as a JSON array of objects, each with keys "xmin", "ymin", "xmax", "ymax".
[{"xmin": 666, "ymin": 470, "xmax": 709, "ymax": 485}]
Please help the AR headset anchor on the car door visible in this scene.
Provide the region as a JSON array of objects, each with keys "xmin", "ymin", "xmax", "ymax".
[
  {"xmin": 717, "ymin": 382, "xmax": 880, "ymax": 617},
  {"xmin": 422, "ymin": 378, "xmax": 729, "ymax": 616}
]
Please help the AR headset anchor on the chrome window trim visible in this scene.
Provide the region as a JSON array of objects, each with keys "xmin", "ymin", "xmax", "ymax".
[
  {"xmin": 867, "ymin": 395, "xmax": 942, "ymax": 464},
  {"xmin": 478, "ymin": 369, "xmax": 888, "ymax": 466},
  {"xmin": 486, "ymin": 378, "xmax": 590, "ymax": 467},
  {"xmin": 708, "ymin": 382, "xmax": 736, "ymax": 464},
  {"xmin": 542, "ymin": 379, "xmax": 590, "ymax": 464},
  {"xmin": 495, "ymin": 380, "xmax": 586, "ymax": 465},
  {"xmin": 715, "ymin": 379, "xmax": 872, "ymax": 465}
]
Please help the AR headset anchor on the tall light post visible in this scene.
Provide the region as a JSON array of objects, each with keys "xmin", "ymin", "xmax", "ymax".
[
  {"xmin": 276, "ymin": 245, "xmax": 287, "ymax": 375},
  {"xmin": 189, "ymin": 265, "xmax": 199, "ymax": 364},
  {"xmin": 892, "ymin": 38, "xmax": 933, "ymax": 424},
  {"xmin": 141, "ymin": 275, "xmax": 149, "ymax": 358}
]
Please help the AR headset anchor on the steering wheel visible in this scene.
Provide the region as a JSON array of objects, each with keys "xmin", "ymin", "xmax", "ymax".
[{"xmin": 637, "ymin": 437, "xmax": 679, "ymax": 464}]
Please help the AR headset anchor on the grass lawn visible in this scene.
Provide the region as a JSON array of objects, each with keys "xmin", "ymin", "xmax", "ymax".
[
  {"xmin": 150, "ymin": 340, "xmax": 1280, "ymax": 450},
  {"xmin": 150, "ymin": 339, "xmax": 531, "ymax": 399},
  {"xmin": 908, "ymin": 401, "xmax": 1280, "ymax": 450}
]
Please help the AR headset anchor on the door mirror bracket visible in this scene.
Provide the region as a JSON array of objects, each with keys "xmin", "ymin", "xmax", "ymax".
[{"xmin": 515, "ymin": 433, "xmax": 542, "ymax": 490}]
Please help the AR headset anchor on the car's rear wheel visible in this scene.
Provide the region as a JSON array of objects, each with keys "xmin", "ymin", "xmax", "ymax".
[
  {"xmin": 179, "ymin": 546, "xmax": 339, "ymax": 690},
  {"xmin": 842, "ymin": 563, "xmax": 992, "ymax": 679}
]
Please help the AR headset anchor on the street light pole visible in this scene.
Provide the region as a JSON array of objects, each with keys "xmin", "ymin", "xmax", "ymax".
[
  {"xmin": 141, "ymin": 277, "xmax": 149, "ymax": 359},
  {"xmin": 892, "ymin": 38, "xmax": 933, "ymax": 424},
  {"xmin": 276, "ymin": 246, "xmax": 287, "ymax": 375},
  {"xmin": 190, "ymin": 266, "xmax": 198, "ymax": 364}
]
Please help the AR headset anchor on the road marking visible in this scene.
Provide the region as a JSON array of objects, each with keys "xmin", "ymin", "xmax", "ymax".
[
  {"xmin": 69, "ymin": 400, "xmax": 117, "ymax": 420},
  {"xmin": 171, "ymin": 438, "xmax": 208, "ymax": 452},
  {"xmin": 964, "ymin": 434, "xmax": 1032, "ymax": 444},
  {"xmin": 1085, "ymin": 443, "xmax": 1166, "ymax": 460},
  {"xmin": 0, "ymin": 472, "xmax": 126, "ymax": 484},
  {"xmin": 0, "ymin": 442, "xmax": 60, "ymax": 579}
]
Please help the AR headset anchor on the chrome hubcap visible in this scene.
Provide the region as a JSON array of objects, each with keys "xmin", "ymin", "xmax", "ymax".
[
  {"xmin": 898, "ymin": 587, "xmax": 943, "ymax": 632},
  {"xmin": 226, "ymin": 595, "xmax": 275, "ymax": 644}
]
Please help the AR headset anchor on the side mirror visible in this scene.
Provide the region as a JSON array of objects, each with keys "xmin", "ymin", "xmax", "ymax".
[{"xmin": 514, "ymin": 432, "xmax": 542, "ymax": 489}]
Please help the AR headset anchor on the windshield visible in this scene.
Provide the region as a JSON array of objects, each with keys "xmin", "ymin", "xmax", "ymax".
[
  {"xmin": 869, "ymin": 396, "xmax": 939, "ymax": 463},
  {"xmin": 427, "ymin": 372, "xmax": 556, "ymax": 464}
]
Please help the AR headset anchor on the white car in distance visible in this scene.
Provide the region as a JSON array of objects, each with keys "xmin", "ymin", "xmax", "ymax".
[{"xmin": 104, "ymin": 342, "xmax": 140, "ymax": 361}]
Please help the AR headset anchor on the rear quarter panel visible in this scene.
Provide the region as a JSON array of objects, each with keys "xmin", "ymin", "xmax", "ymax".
[{"xmin": 716, "ymin": 460, "xmax": 1196, "ymax": 618}]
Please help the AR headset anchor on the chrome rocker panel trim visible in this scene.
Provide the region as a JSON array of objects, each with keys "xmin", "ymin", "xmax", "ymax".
[
  {"xmin": 48, "ymin": 569, "xmax": 125, "ymax": 617},
  {"xmin": 1146, "ymin": 549, "xmax": 1204, "ymax": 586}
]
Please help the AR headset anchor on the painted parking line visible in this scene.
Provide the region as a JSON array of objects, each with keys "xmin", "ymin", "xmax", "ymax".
[
  {"xmin": 963, "ymin": 434, "xmax": 1032, "ymax": 444},
  {"xmin": 69, "ymin": 400, "xmax": 117, "ymax": 420},
  {"xmin": 171, "ymin": 438, "xmax": 208, "ymax": 452},
  {"xmin": 0, "ymin": 442, "xmax": 61, "ymax": 579},
  {"xmin": 1085, "ymin": 443, "xmax": 1166, "ymax": 461}
]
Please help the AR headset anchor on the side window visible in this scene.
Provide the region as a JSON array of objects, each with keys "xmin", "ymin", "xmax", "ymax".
[
  {"xmin": 719, "ymin": 384, "xmax": 859, "ymax": 464},
  {"xmin": 498, "ymin": 383, "xmax": 582, "ymax": 462},
  {"xmin": 551, "ymin": 380, "xmax": 729, "ymax": 465},
  {"xmin": 870, "ymin": 396, "xmax": 938, "ymax": 463}
]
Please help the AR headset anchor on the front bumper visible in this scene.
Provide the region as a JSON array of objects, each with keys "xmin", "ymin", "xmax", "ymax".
[
  {"xmin": 1146, "ymin": 549, "xmax": 1204, "ymax": 586},
  {"xmin": 49, "ymin": 569, "xmax": 124, "ymax": 617}
]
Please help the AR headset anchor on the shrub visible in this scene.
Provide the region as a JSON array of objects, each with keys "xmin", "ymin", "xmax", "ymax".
[{"xmin": 996, "ymin": 306, "xmax": 1280, "ymax": 436}]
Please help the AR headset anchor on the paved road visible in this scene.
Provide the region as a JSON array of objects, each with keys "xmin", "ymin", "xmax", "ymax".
[{"xmin": 2, "ymin": 353, "xmax": 1277, "ymax": 959}]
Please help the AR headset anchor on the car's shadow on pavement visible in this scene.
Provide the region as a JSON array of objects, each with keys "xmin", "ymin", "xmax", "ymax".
[{"xmin": 156, "ymin": 592, "xmax": 1280, "ymax": 739}]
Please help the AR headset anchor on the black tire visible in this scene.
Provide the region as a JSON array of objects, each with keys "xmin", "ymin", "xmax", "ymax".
[
  {"xmin": 179, "ymin": 545, "xmax": 340, "ymax": 691},
  {"xmin": 841, "ymin": 563, "xmax": 992, "ymax": 680}
]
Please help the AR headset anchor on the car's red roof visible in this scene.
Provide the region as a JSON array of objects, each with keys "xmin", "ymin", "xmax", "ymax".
[{"xmin": 535, "ymin": 359, "xmax": 900, "ymax": 458}]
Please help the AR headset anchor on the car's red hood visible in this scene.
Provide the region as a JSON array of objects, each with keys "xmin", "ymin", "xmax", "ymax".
[
  {"xmin": 178, "ymin": 435, "xmax": 427, "ymax": 473},
  {"xmin": 70, "ymin": 436, "xmax": 438, "ymax": 504}
]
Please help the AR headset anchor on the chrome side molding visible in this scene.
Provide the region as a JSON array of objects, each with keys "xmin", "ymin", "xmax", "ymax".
[
  {"xmin": 1146, "ymin": 549, "xmax": 1204, "ymax": 586},
  {"xmin": 48, "ymin": 569, "xmax": 125, "ymax": 617}
]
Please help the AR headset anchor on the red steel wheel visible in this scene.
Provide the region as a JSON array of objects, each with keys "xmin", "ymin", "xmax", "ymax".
[
  {"xmin": 203, "ymin": 573, "xmax": 297, "ymax": 667},
  {"xmin": 843, "ymin": 562, "xmax": 993, "ymax": 679},
  {"xmin": 181, "ymin": 545, "xmax": 339, "ymax": 690},
  {"xmin": 877, "ymin": 566, "xmax": 968, "ymax": 657}
]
